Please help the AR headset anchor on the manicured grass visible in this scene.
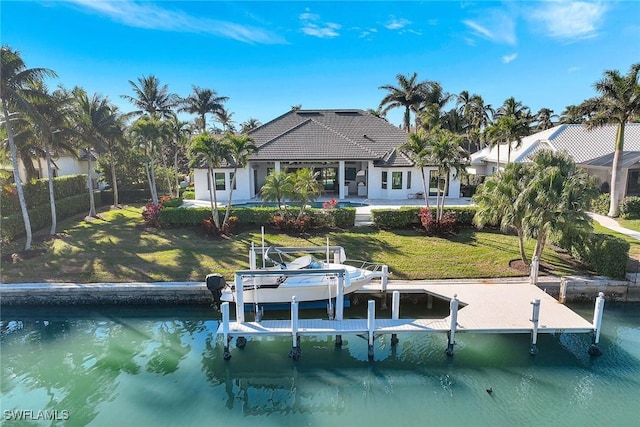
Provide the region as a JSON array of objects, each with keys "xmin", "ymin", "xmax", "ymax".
[
  {"xmin": 1, "ymin": 205, "xmax": 580, "ymax": 283},
  {"xmin": 618, "ymin": 218, "xmax": 640, "ymax": 232}
]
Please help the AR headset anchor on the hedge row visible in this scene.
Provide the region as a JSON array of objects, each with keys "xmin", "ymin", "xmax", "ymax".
[
  {"xmin": 100, "ymin": 189, "xmax": 152, "ymax": 205},
  {"xmin": 620, "ymin": 196, "xmax": 640, "ymax": 219},
  {"xmin": 1, "ymin": 175, "xmax": 88, "ymax": 217},
  {"xmin": 158, "ymin": 206, "xmax": 356, "ymax": 229},
  {"xmin": 570, "ymin": 233, "xmax": 630, "ymax": 279},
  {"xmin": 371, "ymin": 206, "xmax": 477, "ymax": 229},
  {"xmin": 1, "ymin": 192, "xmax": 100, "ymax": 243}
]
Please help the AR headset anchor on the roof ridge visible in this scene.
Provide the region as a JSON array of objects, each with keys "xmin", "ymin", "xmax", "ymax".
[{"xmin": 256, "ymin": 118, "xmax": 313, "ymax": 150}]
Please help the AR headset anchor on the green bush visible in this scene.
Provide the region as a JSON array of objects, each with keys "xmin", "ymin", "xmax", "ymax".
[
  {"xmin": 372, "ymin": 206, "xmax": 476, "ymax": 229},
  {"xmin": 571, "ymin": 233, "xmax": 630, "ymax": 279},
  {"xmin": 589, "ymin": 193, "xmax": 610, "ymax": 215},
  {"xmin": 182, "ymin": 191, "xmax": 195, "ymax": 200},
  {"xmin": 161, "ymin": 197, "xmax": 183, "ymax": 208},
  {"xmin": 158, "ymin": 207, "xmax": 214, "ymax": 227},
  {"xmin": 101, "ymin": 189, "xmax": 151, "ymax": 205},
  {"xmin": 324, "ymin": 207, "xmax": 356, "ymax": 228},
  {"xmin": 619, "ymin": 196, "xmax": 640, "ymax": 219},
  {"xmin": 1, "ymin": 175, "xmax": 87, "ymax": 217}
]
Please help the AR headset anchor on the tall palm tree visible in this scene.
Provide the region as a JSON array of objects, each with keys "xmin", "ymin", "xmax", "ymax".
[
  {"xmin": 129, "ymin": 115, "xmax": 164, "ymax": 205},
  {"xmin": 559, "ymin": 104, "xmax": 587, "ymax": 124},
  {"xmin": 122, "ymin": 75, "xmax": 175, "ymax": 120},
  {"xmin": 222, "ymin": 132, "xmax": 256, "ymax": 227},
  {"xmin": 165, "ymin": 115, "xmax": 191, "ymax": 196},
  {"xmin": 240, "ymin": 118, "xmax": 262, "ymax": 133},
  {"xmin": 400, "ymin": 130, "xmax": 432, "ymax": 208},
  {"xmin": 215, "ymin": 107, "xmax": 235, "ymax": 132},
  {"xmin": 379, "ymin": 72, "xmax": 432, "ymax": 132},
  {"xmin": 188, "ymin": 132, "xmax": 229, "ymax": 229},
  {"xmin": 260, "ymin": 170, "xmax": 293, "ymax": 212},
  {"xmin": 291, "ymin": 168, "xmax": 323, "ymax": 220},
  {"xmin": 580, "ymin": 63, "xmax": 640, "ymax": 217},
  {"xmin": 533, "ymin": 108, "xmax": 558, "ymax": 130},
  {"xmin": 1, "ymin": 46, "xmax": 56, "ymax": 250},
  {"xmin": 495, "ymin": 97, "xmax": 532, "ymax": 163},
  {"xmin": 425, "ymin": 127, "xmax": 468, "ymax": 220},
  {"xmin": 179, "ymin": 86, "xmax": 228, "ymax": 133},
  {"xmin": 68, "ymin": 87, "xmax": 121, "ymax": 216}
]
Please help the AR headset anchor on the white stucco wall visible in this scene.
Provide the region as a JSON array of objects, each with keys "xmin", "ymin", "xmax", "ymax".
[
  {"xmin": 194, "ymin": 168, "xmax": 252, "ymax": 203},
  {"xmin": 367, "ymin": 165, "xmax": 461, "ymax": 200}
]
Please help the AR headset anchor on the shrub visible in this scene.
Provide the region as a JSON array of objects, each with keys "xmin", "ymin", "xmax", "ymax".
[
  {"xmin": 141, "ymin": 201, "xmax": 162, "ymax": 227},
  {"xmin": 271, "ymin": 214, "xmax": 312, "ymax": 233},
  {"xmin": 182, "ymin": 191, "xmax": 195, "ymax": 200},
  {"xmin": 158, "ymin": 207, "xmax": 213, "ymax": 227},
  {"xmin": 420, "ymin": 207, "xmax": 459, "ymax": 235},
  {"xmin": 161, "ymin": 197, "xmax": 183, "ymax": 208},
  {"xmin": 571, "ymin": 233, "xmax": 630, "ymax": 279},
  {"xmin": 619, "ymin": 196, "xmax": 640, "ymax": 219},
  {"xmin": 589, "ymin": 193, "xmax": 610, "ymax": 215},
  {"xmin": 372, "ymin": 206, "xmax": 476, "ymax": 229}
]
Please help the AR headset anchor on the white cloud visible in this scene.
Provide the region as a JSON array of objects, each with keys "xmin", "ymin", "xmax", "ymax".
[
  {"xmin": 64, "ymin": 0, "xmax": 285, "ymax": 44},
  {"xmin": 463, "ymin": 10, "xmax": 517, "ymax": 45},
  {"xmin": 299, "ymin": 10, "xmax": 341, "ymax": 38},
  {"xmin": 502, "ymin": 53, "xmax": 517, "ymax": 63},
  {"xmin": 529, "ymin": 1, "xmax": 606, "ymax": 41},
  {"xmin": 385, "ymin": 17, "xmax": 412, "ymax": 30}
]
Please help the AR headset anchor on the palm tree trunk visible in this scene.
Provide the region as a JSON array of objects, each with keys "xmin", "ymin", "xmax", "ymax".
[
  {"xmin": 404, "ymin": 107, "xmax": 411, "ymax": 132},
  {"xmin": 608, "ymin": 124, "xmax": 624, "ymax": 217},
  {"xmin": 148, "ymin": 154, "xmax": 159, "ymax": 205},
  {"xmin": 223, "ymin": 167, "xmax": 238, "ymax": 227},
  {"xmin": 45, "ymin": 147, "xmax": 57, "ymax": 235},
  {"xmin": 517, "ymin": 228, "xmax": 529, "ymax": 266},
  {"xmin": 173, "ymin": 151, "xmax": 180, "ymax": 198},
  {"xmin": 87, "ymin": 150, "xmax": 96, "ymax": 217},
  {"xmin": 420, "ymin": 167, "xmax": 430, "ymax": 209},
  {"xmin": 161, "ymin": 153, "xmax": 174, "ymax": 198},
  {"xmin": 496, "ymin": 144, "xmax": 501, "ymax": 173},
  {"xmin": 208, "ymin": 167, "xmax": 220, "ymax": 229},
  {"xmin": 3, "ymin": 101, "xmax": 33, "ymax": 251},
  {"xmin": 110, "ymin": 156, "xmax": 119, "ymax": 207}
]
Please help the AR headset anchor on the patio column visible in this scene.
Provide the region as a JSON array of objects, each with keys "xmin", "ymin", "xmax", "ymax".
[
  {"xmin": 338, "ymin": 160, "xmax": 345, "ymax": 200},
  {"xmin": 275, "ymin": 161, "xmax": 281, "ymax": 173}
]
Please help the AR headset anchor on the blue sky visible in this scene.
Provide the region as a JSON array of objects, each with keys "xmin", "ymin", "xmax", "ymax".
[{"xmin": 2, "ymin": 0, "xmax": 639, "ymax": 128}]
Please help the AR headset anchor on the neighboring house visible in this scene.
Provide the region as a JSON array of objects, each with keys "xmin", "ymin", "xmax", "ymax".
[
  {"xmin": 1, "ymin": 148, "xmax": 101, "ymax": 188},
  {"xmin": 468, "ymin": 123, "xmax": 640, "ymax": 199},
  {"xmin": 193, "ymin": 109, "xmax": 462, "ymax": 202}
]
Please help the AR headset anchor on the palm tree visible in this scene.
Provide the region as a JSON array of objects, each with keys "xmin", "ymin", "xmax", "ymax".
[
  {"xmin": 179, "ymin": 86, "xmax": 228, "ymax": 133},
  {"xmin": 129, "ymin": 115, "xmax": 164, "ymax": 205},
  {"xmin": 240, "ymin": 118, "xmax": 261, "ymax": 133},
  {"xmin": 215, "ymin": 107, "xmax": 235, "ymax": 132},
  {"xmin": 559, "ymin": 104, "xmax": 587, "ymax": 124},
  {"xmin": 291, "ymin": 168, "xmax": 324, "ymax": 219},
  {"xmin": 165, "ymin": 116, "xmax": 191, "ymax": 196},
  {"xmin": 188, "ymin": 132, "xmax": 228, "ymax": 229},
  {"xmin": 68, "ymin": 87, "xmax": 121, "ymax": 217},
  {"xmin": 122, "ymin": 75, "xmax": 175, "ymax": 120},
  {"xmin": 260, "ymin": 170, "xmax": 293, "ymax": 212},
  {"xmin": 425, "ymin": 127, "xmax": 468, "ymax": 220},
  {"xmin": 379, "ymin": 72, "xmax": 432, "ymax": 132},
  {"xmin": 400, "ymin": 130, "xmax": 432, "ymax": 208},
  {"xmin": 580, "ymin": 63, "xmax": 640, "ymax": 217},
  {"xmin": 473, "ymin": 162, "xmax": 531, "ymax": 264},
  {"xmin": 1, "ymin": 46, "xmax": 57, "ymax": 250},
  {"xmin": 222, "ymin": 132, "xmax": 256, "ymax": 227},
  {"xmin": 533, "ymin": 108, "xmax": 558, "ymax": 130},
  {"xmin": 495, "ymin": 97, "xmax": 532, "ymax": 163}
]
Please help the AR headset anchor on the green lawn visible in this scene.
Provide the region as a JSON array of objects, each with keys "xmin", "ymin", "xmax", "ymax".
[
  {"xmin": 618, "ymin": 218, "xmax": 640, "ymax": 232},
  {"xmin": 1, "ymin": 205, "xmax": 584, "ymax": 284}
]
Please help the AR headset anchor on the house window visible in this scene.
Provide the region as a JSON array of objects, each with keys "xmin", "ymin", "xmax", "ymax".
[
  {"xmin": 215, "ymin": 172, "xmax": 225, "ymax": 190},
  {"xmin": 407, "ymin": 171, "xmax": 412, "ymax": 189},
  {"xmin": 381, "ymin": 171, "xmax": 388, "ymax": 189},
  {"xmin": 230, "ymin": 172, "xmax": 236, "ymax": 190},
  {"xmin": 392, "ymin": 171, "xmax": 402, "ymax": 189}
]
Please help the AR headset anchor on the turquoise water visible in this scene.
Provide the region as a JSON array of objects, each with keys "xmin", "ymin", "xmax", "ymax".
[{"xmin": 1, "ymin": 302, "xmax": 639, "ymax": 426}]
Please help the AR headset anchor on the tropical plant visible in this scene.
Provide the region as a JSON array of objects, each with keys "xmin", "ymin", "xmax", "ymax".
[
  {"xmin": 215, "ymin": 106, "xmax": 235, "ymax": 132},
  {"xmin": 400, "ymin": 129, "xmax": 432, "ymax": 208},
  {"xmin": 580, "ymin": 63, "xmax": 640, "ymax": 217},
  {"xmin": 129, "ymin": 115, "xmax": 165, "ymax": 206},
  {"xmin": 379, "ymin": 72, "xmax": 432, "ymax": 132},
  {"xmin": 425, "ymin": 127, "xmax": 468, "ymax": 221},
  {"xmin": 122, "ymin": 75, "xmax": 175, "ymax": 120},
  {"xmin": 188, "ymin": 132, "xmax": 229, "ymax": 229},
  {"xmin": 240, "ymin": 118, "xmax": 261, "ymax": 133},
  {"xmin": 290, "ymin": 168, "xmax": 323, "ymax": 219},
  {"xmin": 1, "ymin": 45, "xmax": 56, "ymax": 250},
  {"xmin": 495, "ymin": 97, "xmax": 531, "ymax": 163},
  {"xmin": 533, "ymin": 108, "xmax": 558, "ymax": 130},
  {"xmin": 221, "ymin": 132, "xmax": 256, "ymax": 227},
  {"xmin": 178, "ymin": 85, "xmax": 228, "ymax": 133},
  {"xmin": 260, "ymin": 170, "xmax": 293, "ymax": 212},
  {"xmin": 164, "ymin": 115, "xmax": 191, "ymax": 196},
  {"xmin": 67, "ymin": 87, "xmax": 121, "ymax": 217}
]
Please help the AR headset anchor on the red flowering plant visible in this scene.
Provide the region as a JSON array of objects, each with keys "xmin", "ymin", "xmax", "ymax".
[
  {"xmin": 322, "ymin": 198, "xmax": 338, "ymax": 210},
  {"xmin": 141, "ymin": 196, "xmax": 171, "ymax": 228},
  {"xmin": 419, "ymin": 207, "xmax": 458, "ymax": 235}
]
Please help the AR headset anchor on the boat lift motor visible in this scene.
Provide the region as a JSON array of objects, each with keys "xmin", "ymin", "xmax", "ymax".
[{"xmin": 205, "ymin": 273, "xmax": 226, "ymax": 307}]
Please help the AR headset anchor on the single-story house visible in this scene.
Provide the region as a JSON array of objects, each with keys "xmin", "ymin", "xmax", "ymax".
[
  {"xmin": 193, "ymin": 109, "xmax": 462, "ymax": 202},
  {"xmin": 468, "ymin": 123, "xmax": 640, "ymax": 199}
]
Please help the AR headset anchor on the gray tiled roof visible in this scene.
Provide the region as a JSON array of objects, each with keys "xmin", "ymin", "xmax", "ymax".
[
  {"xmin": 581, "ymin": 151, "xmax": 640, "ymax": 168},
  {"xmin": 550, "ymin": 123, "xmax": 640, "ymax": 163},
  {"xmin": 248, "ymin": 109, "xmax": 410, "ymax": 165}
]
